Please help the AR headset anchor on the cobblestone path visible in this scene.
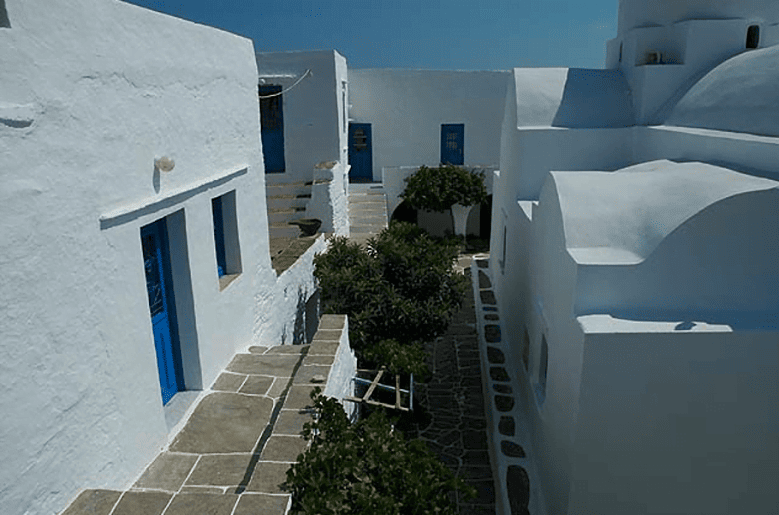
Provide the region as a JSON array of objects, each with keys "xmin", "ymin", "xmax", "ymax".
[{"xmin": 408, "ymin": 266, "xmax": 496, "ymax": 515}]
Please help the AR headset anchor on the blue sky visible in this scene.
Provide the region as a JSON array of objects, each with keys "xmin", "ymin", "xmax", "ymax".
[{"xmin": 123, "ymin": 0, "xmax": 618, "ymax": 70}]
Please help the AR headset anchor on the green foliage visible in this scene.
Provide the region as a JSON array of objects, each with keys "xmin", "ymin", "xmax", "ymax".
[
  {"xmin": 286, "ymin": 389, "xmax": 475, "ymax": 515},
  {"xmin": 400, "ymin": 164, "xmax": 488, "ymax": 212},
  {"xmin": 314, "ymin": 222, "xmax": 467, "ymax": 373}
]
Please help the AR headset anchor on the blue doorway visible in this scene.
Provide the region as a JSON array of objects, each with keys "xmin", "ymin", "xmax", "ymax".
[
  {"xmin": 260, "ymin": 85, "xmax": 286, "ymax": 173},
  {"xmin": 441, "ymin": 123, "xmax": 464, "ymax": 165},
  {"xmin": 141, "ymin": 218, "xmax": 184, "ymax": 405},
  {"xmin": 348, "ymin": 122, "xmax": 373, "ymax": 182}
]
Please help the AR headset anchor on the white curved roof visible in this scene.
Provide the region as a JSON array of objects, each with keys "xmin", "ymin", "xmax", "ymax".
[
  {"xmin": 513, "ymin": 68, "xmax": 634, "ymax": 128},
  {"xmin": 618, "ymin": 0, "xmax": 779, "ymax": 33},
  {"xmin": 665, "ymin": 46, "xmax": 779, "ymax": 137},
  {"xmin": 553, "ymin": 160, "xmax": 779, "ymax": 264}
]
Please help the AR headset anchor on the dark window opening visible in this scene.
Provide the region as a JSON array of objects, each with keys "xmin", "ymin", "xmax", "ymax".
[
  {"xmin": 618, "ymin": 42, "xmax": 623, "ymax": 63},
  {"xmin": 1, "ymin": 0, "xmax": 10, "ymax": 28},
  {"xmin": 259, "ymin": 85, "xmax": 286, "ymax": 173},
  {"xmin": 211, "ymin": 191, "xmax": 242, "ymax": 286},
  {"xmin": 747, "ymin": 25, "xmax": 760, "ymax": 49},
  {"xmin": 539, "ymin": 335, "xmax": 549, "ymax": 399},
  {"xmin": 522, "ymin": 328, "xmax": 530, "ymax": 371}
]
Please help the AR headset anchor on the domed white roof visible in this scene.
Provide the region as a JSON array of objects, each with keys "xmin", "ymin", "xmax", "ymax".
[
  {"xmin": 618, "ymin": 0, "xmax": 779, "ymax": 33},
  {"xmin": 665, "ymin": 46, "xmax": 779, "ymax": 137},
  {"xmin": 551, "ymin": 160, "xmax": 778, "ymax": 264}
]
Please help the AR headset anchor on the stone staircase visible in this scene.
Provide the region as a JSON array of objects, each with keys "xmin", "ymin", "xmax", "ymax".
[
  {"xmin": 266, "ymin": 181, "xmax": 312, "ymax": 240},
  {"xmin": 348, "ymin": 183, "xmax": 388, "ymax": 245}
]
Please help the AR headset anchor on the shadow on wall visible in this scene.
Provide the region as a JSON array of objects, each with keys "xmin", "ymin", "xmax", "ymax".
[
  {"xmin": 390, "ymin": 196, "xmax": 492, "ymax": 240},
  {"xmin": 1, "ymin": 1, "xmax": 9, "ymax": 28},
  {"xmin": 291, "ymin": 287, "xmax": 321, "ymax": 345},
  {"xmin": 552, "ymin": 68, "xmax": 635, "ymax": 128}
]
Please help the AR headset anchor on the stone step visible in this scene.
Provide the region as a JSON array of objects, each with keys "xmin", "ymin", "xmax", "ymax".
[
  {"xmin": 267, "ymin": 208, "xmax": 306, "ymax": 225},
  {"xmin": 269, "ymin": 225, "xmax": 301, "ymax": 239},
  {"xmin": 266, "ymin": 195, "xmax": 309, "ymax": 210}
]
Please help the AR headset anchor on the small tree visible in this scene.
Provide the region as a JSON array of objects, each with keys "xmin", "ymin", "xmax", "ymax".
[
  {"xmin": 314, "ymin": 222, "xmax": 466, "ymax": 375},
  {"xmin": 285, "ymin": 389, "xmax": 475, "ymax": 514},
  {"xmin": 400, "ymin": 164, "xmax": 487, "ymax": 241}
]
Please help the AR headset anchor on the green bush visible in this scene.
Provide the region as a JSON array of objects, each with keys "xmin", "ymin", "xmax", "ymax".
[
  {"xmin": 314, "ymin": 222, "xmax": 466, "ymax": 374},
  {"xmin": 400, "ymin": 164, "xmax": 487, "ymax": 212},
  {"xmin": 286, "ymin": 389, "xmax": 475, "ymax": 515}
]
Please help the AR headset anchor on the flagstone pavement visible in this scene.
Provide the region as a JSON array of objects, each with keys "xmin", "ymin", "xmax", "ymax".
[{"xmin": 61, "ymin": 255, "xmax": 522, "ymax": 515}]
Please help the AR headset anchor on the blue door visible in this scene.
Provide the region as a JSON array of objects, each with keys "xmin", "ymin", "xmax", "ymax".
[
  {"xmin": 141, "ymin": 219, "xmax": 184, "ymax": 405},
  {"xmin": 441, "ymin": 124, "xmax": 464, "ymax": 165},
  {"xmin": 348, "ymin": 123, "xmax": 373, "ymax": 182},
  {"xmin": 260, "ymin": 85, "xmax": 286, "ymax": 173}
]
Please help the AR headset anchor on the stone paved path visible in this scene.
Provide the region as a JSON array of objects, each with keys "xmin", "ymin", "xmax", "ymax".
[
  {"xmin": 406, "ymin": 262, "xmax": 497, "ymax": 515},
  {"xmin": 60, "ymin": 316, "xmax": 351, "ymax": 515}
]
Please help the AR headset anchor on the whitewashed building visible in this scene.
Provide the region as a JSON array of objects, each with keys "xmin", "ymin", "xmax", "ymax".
[
  {"xmin": 257, "ymin": 50, "xmax": 351, "ymax": 238},
  {"xmin": 349, "ymin": 69, "xmax": 509, "ymax": 238},
  {"xmin": 491, "ymin": 0, "xmax": 779, "ymax": 513},
  {"xmin": 0, "ymin": 1, "xmax": 324, "ymax": 513}
]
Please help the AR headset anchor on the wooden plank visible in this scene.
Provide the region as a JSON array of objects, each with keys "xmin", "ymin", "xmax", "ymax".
[
  {"xmin": 395, "ymin": 374, "xmax": 401, "ymax": 410},
  {"xmin": 363, "ymin": 368, "xmax": 384, "ymax": 402}
]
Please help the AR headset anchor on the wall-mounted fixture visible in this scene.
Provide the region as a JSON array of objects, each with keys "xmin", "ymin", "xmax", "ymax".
[
  {"xmin": 155, "ymin": 157, "xmax": 175, "ymax": 172},
  {"xmin": 646, "ymin": 51, "xmax": 662, "ymax": 65}
]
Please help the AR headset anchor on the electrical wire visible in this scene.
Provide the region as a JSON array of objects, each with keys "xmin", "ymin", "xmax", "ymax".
[{"xmin": 258, "ymin": 69, "xmax": 312, "ymax": 98}]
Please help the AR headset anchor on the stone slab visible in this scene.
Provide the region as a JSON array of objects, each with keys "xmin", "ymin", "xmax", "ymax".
[
  {"xmin": 274, "ymin": 410, "xmax": 314, "ymax": 435},
  {"xmin": 61, "ymin": 489, "xmax": 121, "ymax": 515},
  {"xmin": 233, "ymin": 494, "xmax": 290, "ymax": 515},
  {"xmin": 211, "ymin": 372, "xmax": 246, "ymax": 393},
  {"xmin": 169, "ymin": 393, "xmax": 273, "ymax": 454},
  {"xmin": 163, "ymin": 493, "xmax": 237, "ymax": 515},
  {"xmin": 311, "ymin": 329, "xmax": 342, "ymax": 341},
  {"xmin": 302, "ymin": 354, "xmax": 334, "ymax": 366},
  {"xmin": 261, "ymin": 435, "xmax": 308, "ymax": 462},
  {"xmin": 308, "ymin": 340, "xmax": 339, "ymax": 356},
  {"xmin": 238, "ymin": 375, "xmax": 274, "ymax": 395},
  {"xmin": 283, "ymin": 385, "xmax": 317, "ymax": 410},
  {"xmin": 266, "ymin": 378, "xmax": 291, "ymax": 399},
  {"xmin": 318, "ymin": 314, "xmax": 346, "ymax": 330},
  {"xmin": 265, "ymin": 345, "xmax": 309, "ymax": 355},
  {"xmin": 245, "ymin": 461, "xmax": 292, "ymax": 494},
  {"xmin": 226, "ymin": 354, "xmax": 299, "ymax": 376},
  {"xmin": 293, "ymin": 365, "xmax": 331, "ymax": 384},
  {"xmin": 112, "ymin": 491, "xmax": 171, "ymax": 515},
  {"xmin": 186, "ymin": 454, "xmax": 253, "ymax": 486},
  {"xmin": 133, "ymin": 452, "xmax": 199, "ymax": 492},
  {"xmin": 248, "ymin": 346, "xmax": 268, "ymax": 354},
  {"xmin": 179, "ymin": 486, "xmax": 225, "ymax": 495}
]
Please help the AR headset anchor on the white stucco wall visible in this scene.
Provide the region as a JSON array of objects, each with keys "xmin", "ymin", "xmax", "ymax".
[
  {"xmin": 256, "ymin": 50, "xmax": 348, "ymax": 184},
  {"xmin": 349, "ymin": 68, "xmax": 510, "ymax": 181},
  {"xmin": 634, "ymin": 125, "xmax": 779, "ymax": 183},
  {"xmin": 571, "ymin": 323, "xmax": 779, "ymax": 514},
  {"xmin": 0, "ymin": 1, "xmax": 274, "ymax": 513},
  {"xmin": 617, "ymin": 0, "xmax": 779, "ymax": 35}
]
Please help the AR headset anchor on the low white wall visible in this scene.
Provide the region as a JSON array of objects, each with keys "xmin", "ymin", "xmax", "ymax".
[
  {"xmin": 571, "ymin": 324, "xmax": 779, "ymax": 514},
  {"xmin": 349, "ymin": 69, "xmax": 509, "ymax": 181},
  {"xmin": 636, "ymin": 126, "xmax": 779, "ymax": 181},
  {"xmin": 256, "ymin": 50, "xmax": 348, "ymax": 184},
  {"xmin": 0, "ymin": 2, "xmax": 272, "ymax": 513},
  {"xmin": 306, "ymin": 161, "xmax": 350, "ymax": 236},
  {"xmin": 322, "ymin": 316, "xmax": 358, "ymax": 420},
  {"xmin": 255, "ymin": 234, "xmax": 327, "ymax": 347}
]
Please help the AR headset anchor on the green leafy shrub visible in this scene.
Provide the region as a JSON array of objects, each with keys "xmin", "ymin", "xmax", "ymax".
[
  {"xmin": 286, "ymin": 389, "xmax": 475, "ymax": 515},
  {"xmin": 400, "ymin": 164, "xmax": 487, "ymax": 212},
  {"xmin": 314, "ymin": 222, "xmax": 466, "ymax": 374}
]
